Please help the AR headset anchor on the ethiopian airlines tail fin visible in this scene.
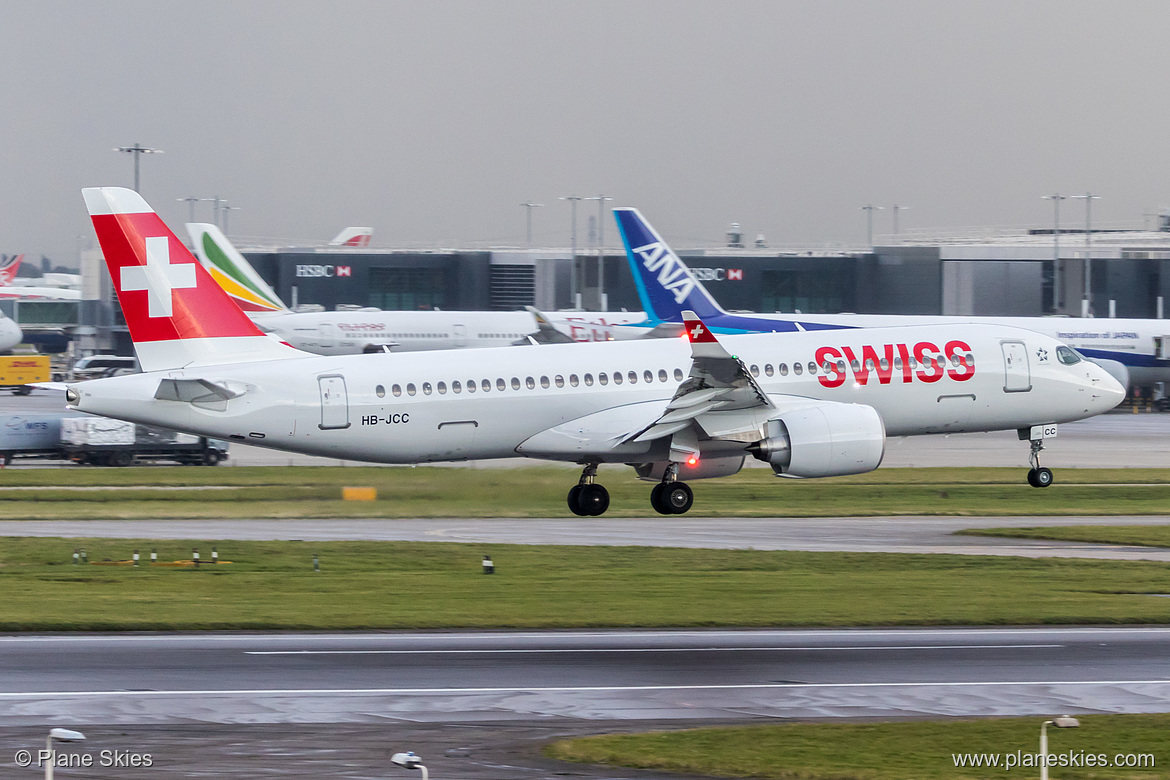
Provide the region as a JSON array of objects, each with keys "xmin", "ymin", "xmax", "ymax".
[
  {"xmin": 186, "ymin": 223, "xmax": 290, "ymax": 314},
  {"xmin": 0, "ymin": 254, "xmax": 24, "ymax": 286},
  {"xmin": 329, "ymin": 227, "xmax": 373, "ymax": 247},
  {"xmin": 613, "ymin": 208, "xmax": 725, "ymax": 323},
  {"xmin": 83, "ymin": 187, "xmax": 305, "ymax": 372}
]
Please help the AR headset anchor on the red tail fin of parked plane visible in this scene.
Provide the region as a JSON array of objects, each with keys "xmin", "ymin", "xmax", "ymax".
[
  {"xmin": 82, "ymin": 187, "xmax": 304, "ymax": 372},
  {"xmin": 0, "ymin": 254, "xmax": 23, "ymax": 286}
]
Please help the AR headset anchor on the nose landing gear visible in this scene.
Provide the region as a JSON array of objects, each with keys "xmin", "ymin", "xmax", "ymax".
[
  {"xmin": 1026, "ymin": 437, "xmax": 1054, "ymax": 488},
  {"xmin": 567, "ymin": 463, "xmax": 610, "ymax": 516}
]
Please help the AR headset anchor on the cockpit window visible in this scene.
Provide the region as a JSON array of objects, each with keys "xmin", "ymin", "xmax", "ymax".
[{"xmin": 1056, "ymin": 346, "xmax": 1082, "ymax": 365}]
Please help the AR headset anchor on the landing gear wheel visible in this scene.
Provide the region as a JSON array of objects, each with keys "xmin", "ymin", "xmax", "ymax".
[
  {"xmin": 577, "ymin": 484, "xmax": 610, "ymax": 516},
  {"xmin": 567, "ymin": 485, "xmax": 588, "ymax": 516},
  {"xmin": 650, "ymin": 483, "xmax": 670, "ymax": 515},
  {"xmin": 663, "ymin": 482, "xmax": 694, "ymax": 514},
  {"xmin": 1026, "ymin": 468, "xmax": 1038, "ymax": 487},
  {"xmin": 1032, "ymin": 467, "xmax": 1053, "ymax": 488}
]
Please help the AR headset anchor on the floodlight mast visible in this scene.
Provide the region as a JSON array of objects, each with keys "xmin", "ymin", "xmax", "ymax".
[
  {"xmin": 45, "ymin": 728, "xmax": 86, "ymax": 780},
  {"xmin": 114, "ymin": 143, "xmax": 163, "ymax": 193},
  {"xmin": 560, "ymin": 196, "xmax": 583, "ymax": 308},
  {"xmin": 1040, "ymin": 716, "xmax": 1080, "ymax": 780},
  {"xmin": 520, "ymin": 202, "xmax": 544, "ymax": 247},
  {"xmin": 585, "ymin": 195, "xmax": 612, "ymax": 311},
  {"xmin": 861, "ymin": 204, "xmax": 884, "ymax": 246},
  {"xmin": 390, "ymin": 751, "xmax": 428, "ymax": 780},
  {"xmin": 1070, "ymin": 193, "xmax": 1100, "ymax": 316},
  {"xmin": 1042, "ymin": 193, "xmax": 1067, "ymax": 312}
]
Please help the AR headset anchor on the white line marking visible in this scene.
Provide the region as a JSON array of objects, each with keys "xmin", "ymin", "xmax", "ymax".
[
  {"xmin": 2, "ymin": 680, "xmax": 1169, "ymax": 698},
  {"xmin": 244, "ymin": 644, "xmax": 1063, "ymax": 655}
]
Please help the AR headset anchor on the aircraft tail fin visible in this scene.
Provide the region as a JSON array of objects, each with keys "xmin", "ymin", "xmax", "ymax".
[
  {"xmin": 186, "ymin": 223, "xmax": 290, "ymax": 313},
  {"xmin": 329, "ymin": 227, "xmax": 373, "ymax": 247},
  {"xmin": 613, "ymin": 208, "xmax": 725, "ymax": 323},
  {"xmin": 0, "ymin": 254, "xmax": 23, "ymax": 286},
  {"xmin": 83, "ymin": 187, "xmax": 305, "ymax": 372}
]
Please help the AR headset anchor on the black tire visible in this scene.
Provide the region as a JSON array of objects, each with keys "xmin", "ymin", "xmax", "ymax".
[
  {"xmin": 113, "ymin": 450, "xmax": 133, "ymax": 467},
  {"xmin": 577, "ymin": 484, "xmax": 610, "ymax": 516},
  {"xmin": 204, "ymin": 451, "xmax": 221, "ymax": 466},
  {"xmin": 1033, "ymin": 467, "xmax": 1054, "ymax": 488},
  {"xmin": 1026, "ymin": 468, "xmax": 1039, "ymax": 487},
  {"xmin": 664, "ymin": 482, "xmax": 694, "ymax": 514},
  {"xmin": 650, "ymin": 483, "xmax": 671, "ymax": 515},
  {"xmin": 567, "ymin": 485, "xmax": 588, "ymax": 516},
  {"xmin": 13, "ymin": 386, "xmax": 31, "ymax": 396}
]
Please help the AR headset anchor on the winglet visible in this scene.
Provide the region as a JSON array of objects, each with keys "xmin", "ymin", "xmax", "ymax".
[{"xmin": 681, "ymin": 309, "xmax": 732, "ymax": 359}]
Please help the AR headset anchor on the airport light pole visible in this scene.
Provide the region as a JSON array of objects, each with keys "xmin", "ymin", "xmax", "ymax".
[
  {"xmin": 585, "ymin": 195, "xmax": 613, "ymax": 311},
  {"xmin": 201, "ymin": 197, "xmax": 226, "ymax": 229},
  {"xmin": 221, "ymin": 205, "xmax": 241, "ymax": 235},
  {"xmin": 1071, "ymin": 193, "xmax": 1100, "ymax": 317},
  {"xmin": 114, "ymin": 143, "xmax": 163, "ymax": 193},
  {"xmin": 519, "ymin": 202, "xmax": 544, "ymax": 247},
  {"xmin": 560, "ymin": 196, "xmax": 583, "ymax": 308},
  {"xmin": 861, "ymin": 204, "xmax": 884, "ymax": 247},
  {"xmin": 391, "ymin": 751, "xmax": 428, "ymax": 780},
  {"xmin": 1040, "ymin": 716, "xmax": 1079, "ymax": 780},
  {"xmin": 177, "ymin": 197, "xmax": 202, "ymax": 224},
  {"xmin": 1043, "ymin": 194, "xmax": 1067, "ymax": 312},
  {"xmin": 891, "ymin": 204, "xmax": 910, "ymax": 236},
  {"xmin": 45, "ymin": 728, "xmax": 86, "ymax": 780}
]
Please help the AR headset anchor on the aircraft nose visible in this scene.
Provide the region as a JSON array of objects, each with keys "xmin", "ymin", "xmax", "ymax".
[{"xmin": 1090, "ymin": 365, "xmax": 1127, "ymax": 412}]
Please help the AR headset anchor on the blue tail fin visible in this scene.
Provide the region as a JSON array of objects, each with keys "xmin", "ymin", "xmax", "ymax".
[{"xmin": 614, "ymin": 208, "xmax": 725, "ymax": 322}]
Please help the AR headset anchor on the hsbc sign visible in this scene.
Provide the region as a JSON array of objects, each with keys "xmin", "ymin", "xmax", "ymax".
[
  {"xmin": 296, "ymin": 264, "xmax": 352, "ymax": 278},
  {"xmin": 690, "ymin": 267, "xmax": 744, "ymax": 282}
]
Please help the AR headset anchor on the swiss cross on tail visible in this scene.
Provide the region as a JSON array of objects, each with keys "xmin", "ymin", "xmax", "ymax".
[{"xmin": 83, "ymin": 187, "xmax": 302, "ymax": 372}]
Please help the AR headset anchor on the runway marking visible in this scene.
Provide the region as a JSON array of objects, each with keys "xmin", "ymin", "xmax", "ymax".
[
  {"xmin": 243, "ymin": 644, "xmax": 1063, "ymax": 655},
  {"xmin": 2, "ymin": 680, "xmax": 1170, "ymax": 698}
]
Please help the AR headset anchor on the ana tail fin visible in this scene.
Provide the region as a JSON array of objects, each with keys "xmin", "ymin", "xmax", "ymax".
[
  {"xmin": 83, "ymin": 187, "xmax": 304, "ymax": 371},
  {"xmin": 613, "ymin": 208, "xmax": 725, "ymax": 322},
  {"xmin": 186, "ymin": 222, "xmax": 290, "ymax": 313},
  {"xmin": 329, "ymin": 227, "xmax": 373, "ymax": 247}
]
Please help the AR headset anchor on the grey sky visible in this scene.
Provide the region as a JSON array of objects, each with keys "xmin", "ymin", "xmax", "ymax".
[{"xmin": 2, "ymin": 1, "xmax": 1168, "ymax": 262}]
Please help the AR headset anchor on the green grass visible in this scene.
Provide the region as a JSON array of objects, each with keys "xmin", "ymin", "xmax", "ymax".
[
  {"xmin": 545, "ymin": 715, "xmax": 1169, "ymax": 779},
  {"xmin": 960, "ymin": 525, "xmax": 1170, "ymax": 549},
  {"xmin": 9, "ymin": 538, "xmax": 1170, "ymax": 630},
  {"xmin": 1, "ymin": 466, "xmax": 1169, "ymax": 519}
]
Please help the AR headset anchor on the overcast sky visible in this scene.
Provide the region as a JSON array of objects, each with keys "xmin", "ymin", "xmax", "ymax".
[{"xmin": 3, "ymin": 1, "xmax": 1169, "ymax": 261}]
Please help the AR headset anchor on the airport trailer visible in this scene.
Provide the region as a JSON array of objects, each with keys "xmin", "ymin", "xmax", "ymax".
[{"xmin": 0, "ymin": 412, "xmax": 229, "ymax": 466}]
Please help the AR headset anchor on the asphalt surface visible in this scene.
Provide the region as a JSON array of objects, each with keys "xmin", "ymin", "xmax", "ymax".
[
  {"xmin": 4, "ymin": 628, "xmax": 1170, "ymax": 728},
  {"xmin": 2, "ymin": 514, "xmax": 1169, "ymax": 561}
]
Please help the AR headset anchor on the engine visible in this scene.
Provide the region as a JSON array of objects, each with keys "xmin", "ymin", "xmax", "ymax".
[{"xmin": 748, "ymin": 403, "xmax": 885, "ymax": 478}]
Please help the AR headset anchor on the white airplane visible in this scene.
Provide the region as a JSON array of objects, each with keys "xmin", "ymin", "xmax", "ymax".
[
  {"xmin": 185, "ymin": 222, "xmax": 639, "ymax": 353},
  {"xmin": 614, "ymin": 208, "xmax": 1170, "ymax": 391},
  {"xmin": 67, "ymin": 188, "xmax": 1123, "ymax": 515}
]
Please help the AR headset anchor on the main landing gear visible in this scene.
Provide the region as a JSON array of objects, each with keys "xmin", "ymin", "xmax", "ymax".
[
  {"xmin": 650, "ymin": 463, "xmax": 693, "ymax": 515},
  {"xmin": 1026, "ymin": 438, "xmax": 1054, "ymax": 488},
  {"xmin": 568, "ymin": 463, "xmax": 610, "ymax": 517}
]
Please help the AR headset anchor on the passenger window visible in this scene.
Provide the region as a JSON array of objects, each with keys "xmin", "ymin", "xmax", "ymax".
[
  {"xmin": 407, "ymin": 383, "xmax": 417, "ymax": 396},
  {"xmin": 422, "ymin": 382, "xmax": 433, "ymax": 395},
  {"xmin": 452, "ymin": 380, "xmax": 462, "ymax": 394},
  {"xmin": 511, "ymin": 377, "xmax": 521, "ymax": 390},
  {"xmin": 540, "ymin": 376, "xmax": 550, "ymax": 389},
  {"xmin": 525, "ymin": 376, "xmax": 535, "ymax": 390},
  {"xmin": 750, "ymin": 364, "xmax": 760, "ymax": 377},
  {"xmin": 808, "ymin": 362, "xmax": 817, "ymax": 375},
  {"xmin": 375, "ymin": 385, "xmax": 386, "ymax": 398},
  {"xmin": 793, "ymin": 362, "xmax": 803, "ymax": 375},
  {"xmin": 392, "ymin": 384, "xmax": 402, "ymax": 397},
  {"xmin": 612, "ymin": 372, "xmax": 623, "ymax": 385},
  {"xmin": 436, "ymin": 381, "xmax": 446, "ymax": 395},
  {"xmin": 584, "ymin": 373, "xmax": 594, "ymax": 386},
  {"xmin": 674, "ymin": 368, "xmax": 684, "ymax": 381},
  {"xmin": 599, "ymin": 373, "xmax": 609, "ymax": 386},
  {"xmin": 569, "ymin": 374, "xmax": 580, "ymax": 387},
  {"xmin": 658, "ymin": 369, "xmax": 668, "ymax": 382},
  {"xmin": 627, "ymin": 371, "xmax": 637, "ymax": 384},
  {"xmin": 645, "ymin": 370, "xmax": 654, "ymax": 383},
  {"xmin": 850, "ymin": 360, "xmax": 861, "ymax": 372},
  {"xmin": 466, "ymin": 380, "xmax": 475, "ymax": 393},
  {"xmin": 555, "ymin": 375, "xmax": 565, "ymax": 388},
  {"xmin": 764, "ymin": 364, "xmax": 774, "ymax": 377},
  {"xmin": 778, "ymin": 363, "xmax": 788, "ymax": 376},
  {"xmin": 893, "ymin": 357, "xmax": 903, "ymax": 369},
  {"xmin": 482, "ymin": 379, "xmax": 491, "ymax": 392}
]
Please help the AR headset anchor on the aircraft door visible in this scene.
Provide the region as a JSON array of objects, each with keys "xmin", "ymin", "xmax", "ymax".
[
  {"xmin": 1001, "ymin": 341, "xmax": 1032, "ymax": 393},
  {"xmin": 318, "ymin": 375, "xmax": 351, "ymax": 429},
  {"xmin": 452, "ymin": 324, "xmax": 468, "ymax": 348}
]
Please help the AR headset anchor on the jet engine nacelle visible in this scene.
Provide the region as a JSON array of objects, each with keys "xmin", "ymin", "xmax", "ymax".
[{"xmin": 749, "ymin": 403, "xmax": 885, "ymax": 478}]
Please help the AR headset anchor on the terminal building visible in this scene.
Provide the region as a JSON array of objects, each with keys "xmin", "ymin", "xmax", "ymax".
[{"xmin": 35, "ymin": 221, "xmax": 1170, "ymax": 356}]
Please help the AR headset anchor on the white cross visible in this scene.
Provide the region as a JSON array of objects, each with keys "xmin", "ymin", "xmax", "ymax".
[
  {"xmin": 120, "ymin": 236, "xmax": 198, "ymax": 318},
  {"xmin": 689, "ymin": 323, "xmax": 704, "ymax": 339}
]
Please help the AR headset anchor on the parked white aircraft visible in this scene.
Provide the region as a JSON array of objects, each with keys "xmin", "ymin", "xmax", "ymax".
[
  {"xmin": 186, "ymin": 222, "xmax": 640, "ymax": 353},
  {"xmin": 614, "ymin": 208, "xmax": 1170, "ymax": 391},
  {"xmin": 68, "ymin": 188, "xmax": 1123, "ymax": 514}
]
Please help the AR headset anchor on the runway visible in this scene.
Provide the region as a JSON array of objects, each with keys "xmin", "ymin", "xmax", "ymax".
[
  {"xmin": 2, "ymin": 514, "xmax": 1169, "ymax": 560},
  {"xmin": 4, "ymin": 628, "xmax": 1170, "ymax": 726}
]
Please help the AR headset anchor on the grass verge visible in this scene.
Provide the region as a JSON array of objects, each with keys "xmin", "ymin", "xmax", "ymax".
[
  {"xmin": 1, "ymin": 467, "xmax": 1169, "ymax": 519},
  {"xmin": 8, "ymin": 538, "xmax": 1170, "ymax": 630},
  {"xmin": 544, "ymin": 715, "xmax": 1169, "ymax": 780}
]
